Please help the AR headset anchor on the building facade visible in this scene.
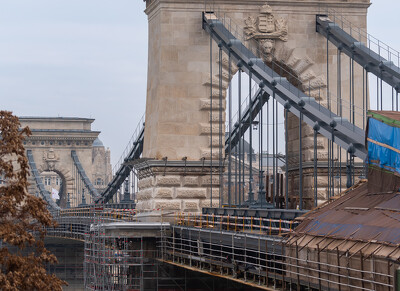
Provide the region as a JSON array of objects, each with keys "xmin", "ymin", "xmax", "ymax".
[{"xmin": 20, "ymin": 117, "xmax": 112, "ymax": 208}]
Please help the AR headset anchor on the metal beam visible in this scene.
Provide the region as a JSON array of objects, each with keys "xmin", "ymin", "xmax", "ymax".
[
  {"xmin": 316, "ymin": 15, "xmax": 400, "ymax": 89},
  {"xmin": 203, "ymin": 13, "xmax": 367, "ymax": 160},
  {"xmin": 71, "ymin": 150, "xmax": 100, "ymax": 199},
  {"xmin": 27, "ymin": 150, "xmax": 60, "ymax": 210},
  {"xmin": 96, "ymin": 126, "xmax": 144, "ymax": 204}
]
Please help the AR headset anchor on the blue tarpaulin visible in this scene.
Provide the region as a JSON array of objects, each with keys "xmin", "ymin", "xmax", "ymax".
[{"xmin": 368, "ymin": 117, "xmax": 400, "ymax": 174}]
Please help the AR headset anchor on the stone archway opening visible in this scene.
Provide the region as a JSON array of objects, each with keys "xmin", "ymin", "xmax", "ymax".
[
  {"xmin": 218, "ymin": 31, "xmax": 331, "ymax": 208},
  {"xmin": 270, "ymin": 60, "xmax": 303, "ymax": 90},
  {"xmin": 40, "ymin": 170, "xmax": 67, "ymax": 207},
  {"xmin": 207, "ymin": 45, "xmax": 307, "ymax": 207}
]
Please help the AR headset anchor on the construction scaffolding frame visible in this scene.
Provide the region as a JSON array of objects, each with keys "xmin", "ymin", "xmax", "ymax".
[
  {"xmin": 84, "ymin": 229, "xmax": 160, "ymax": 290},
  {"xmin": 174, "ymin": 212, "xmax": 300, "ymax": 236},
  {"xmin": 162, "ymin": 225, "xmax": 399, "ymax": 291},
  {"xmin": 83, "ymin": 219, "xmax": 192, "ymax": 291}
]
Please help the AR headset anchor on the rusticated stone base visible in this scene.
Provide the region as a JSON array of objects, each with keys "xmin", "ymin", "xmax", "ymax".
[{"xmin": 135, "ymin": 160, "xmax": 221, "ymax": 212}]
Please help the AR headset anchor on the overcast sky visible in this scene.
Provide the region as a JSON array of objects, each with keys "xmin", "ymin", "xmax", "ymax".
[{"xmin": 0, "ymin": 0, "xmax": 399, "ymax": 167}]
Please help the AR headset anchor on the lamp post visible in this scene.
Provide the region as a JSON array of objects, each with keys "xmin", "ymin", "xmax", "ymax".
[
  {"xmin": 79, "ymin": 188, "xmax": 86, "ymax": 206},
  {"xmin": 122, "ymin": 179, "xmax": 131, "ymax": 201}
]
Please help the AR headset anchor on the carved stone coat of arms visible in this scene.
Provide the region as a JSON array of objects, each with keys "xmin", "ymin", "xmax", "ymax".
[
  {"xmin": 244, "ymin": 3, "xmax": 288, "ymax": 62},
  {"xmin": 42, "ymin": 148, "xmax": 59, "ymax": 171}
]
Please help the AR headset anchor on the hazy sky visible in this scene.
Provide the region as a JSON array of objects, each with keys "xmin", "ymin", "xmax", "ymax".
[{"xmin": 0, "ymin": 0, "xmax": 399, "ymax": 167}]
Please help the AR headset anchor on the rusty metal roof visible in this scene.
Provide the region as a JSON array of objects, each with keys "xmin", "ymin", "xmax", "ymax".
[{"xmin": 293, "ymin": 178, "xmax": 400, "ymax": 246}]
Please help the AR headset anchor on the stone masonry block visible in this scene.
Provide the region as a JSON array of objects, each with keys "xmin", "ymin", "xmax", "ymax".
[
  {"xmin": 176, "ymin": 188, "xmax": 207, "ymax": 199},
  {"xmin": 200, "ymin": 149, "xmax": 220, "ymax": 160},
  {"xmin": 138, "ymin": 177, "xmax": 154, "ymax": 189},
  {"xmin": 303, "ymin": 176, "xmax": 329, "ymax": 188},
  {"xmin": 154, "ymin": 200, "xmax": 181, "ymax": 211},
  {"xmin": 137, "ymin": 189, "xmax": 153, "ymax": 200},
  {"xmin": 153, "ymin": 188, "xmax": 174, "ymax": 199},
  {"xmin": 200, "ymin": 123, "xmax": 222, "ymax": 135},
  {"xmin": 208, "ymin": 188, "xmax": 222, "ymax": 198},
  {"xmin": 200, "ymin": 199, "xmax": 220, "ymax": 208},
  {"xmin": 209, "ymin": 113, "xmax": 226, "ymax": 123},
  {"xmin": 136, "ymin": 200, "xmax": 153, "ymax": 211},
  {"xmin": 200, "ymin": 99, "xmax": 226, "ymax": 111},
  {"xmin": 201, "ymin": 175, "xmax": 220, "ymax": 186},
  {"xmin": 183, "ymin": 200, "xmax": 200, "ymax": 211},
  {"xmin": 156, "ymin": 175, "xmax": 181, "ymax": 186},
  {"xmin": 209, "ymin": 136, "xmax": 224, "ymax": 147},
  {"xmin": 183, "ymin": 176, "xmax": 200, "ymax": 187}
]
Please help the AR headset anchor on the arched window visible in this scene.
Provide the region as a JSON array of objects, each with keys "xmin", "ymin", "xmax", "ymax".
[{"xmin": 96, "ymin": 178, "xmax": 103, "ymax": 186}]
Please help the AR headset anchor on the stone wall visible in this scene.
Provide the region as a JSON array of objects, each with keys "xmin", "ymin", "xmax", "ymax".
[
  {"xmin": 136, "ymin": 162, "xmax": 220, "ymax": 212},
  {"xmin": 139, "ymin": 0, "xmax": 370, "ymax": 211}
]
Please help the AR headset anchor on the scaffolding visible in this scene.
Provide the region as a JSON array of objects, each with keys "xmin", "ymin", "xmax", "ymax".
[
  {"xmin": 162, "ymin": 225, "xmax": 399, "ymax": 291},
  {"xmin": 84, "ymin": 229, "xmax": 159, "ymax": 290},
  {"xmin": 83, "ymin": 219, "xmax": 188, "ymax": 291},
  {"xmin": 46, "ymin": 207, "xmax": 137, "ymax": 241},
  {"xmin": 174, "ymin": 212, "xmax": 300, "ymax": 236}
]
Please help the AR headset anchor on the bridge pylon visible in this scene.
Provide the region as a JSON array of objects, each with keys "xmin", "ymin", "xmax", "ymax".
[
  {"xmin": 138, "ymin": 0, "xmax": 370, "ymax": 211},
  {"xmin": 21, "ymin": 117, "xmax": 112, "ymax": 208}
]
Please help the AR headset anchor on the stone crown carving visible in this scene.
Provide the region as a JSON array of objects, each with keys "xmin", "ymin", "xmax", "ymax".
[{"xmin": 244, "ymin": 2, "xmax": 288, "ymax": 62}]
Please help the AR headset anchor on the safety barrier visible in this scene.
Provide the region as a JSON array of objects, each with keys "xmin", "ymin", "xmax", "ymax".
[{"xmin": 174, "ymin": 212, "xmax": 299, "ymax": 236}]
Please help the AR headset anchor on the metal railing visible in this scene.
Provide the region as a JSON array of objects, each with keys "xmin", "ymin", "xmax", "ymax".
[
  {"xmin": 163, "ymin": 225, "xmax": 397, "ymax": 290},
  {"xmin": 97, "ymin": 114, "xmax": 145, "ymax": 203},
  {"xmin": 112, "ymin": 114, "xmax": 145, "ymax": 176},
  {"xmin": 174, "ymin": 212, "xmax": 299, "ymax": 236},
  {"xmin": 325, "ymin": 9, "xmax": 400, "ymax": 70}
]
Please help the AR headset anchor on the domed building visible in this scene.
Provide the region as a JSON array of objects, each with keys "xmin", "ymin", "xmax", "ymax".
[{"xmin": 92, "ymin": 137, "xmax": 112, "ymax": 192}]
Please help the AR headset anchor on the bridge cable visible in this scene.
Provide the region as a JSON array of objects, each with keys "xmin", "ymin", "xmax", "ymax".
[
  {"xmin": 209, "ymin": 32, "xmax": 213, "ymax": 209},
  {"xmin": 218, "ymin": 41, "xmax": 223, "ymax": 207},
  {"xmin": 258, "ymin": 82, "xmax": 264, "ymax": 208},
  {"xmin": 238, "ymin": 62, "xmax": 242, "ymax": 207},
  {"xmin": 317, "ymin": 15, "xmax": 400, "ymax": 111},
  {"xmin": 205, "ymin": 14, "xmax": 368, "ymax": 208},
  {"xmin": 228, "ymin": 47, "xmax": 232, "ymax": 207},
  {"xmin": 338, "ymin": 50, "xmax": 343, "ymax": 193},
  {"xmin": 299, "ymin": 108, "xmax": 303, "ymax": 210},
  {"xmin": 248, "ymin": 65, "xmax": 254, "ymax": 204},
  {"xmin": 272, "ymin": 87, "xmax": 276, "ymax": 207},
  {"xmin": 26, "ymin": 150, "xmax": 60, "ymax": 210},
  {"xmin": 313, "ymin": 123, "xmax": 319, "ymax": 208},
  {"xmin": 71, "ymin": 150, "xmax": 100, "ymax": 202},
  {"xmin": 285, "ymin": 102, "xmax": 290, "ymax": 209},
  {"xmin": 266, "ymin": 93, "xmax": 269, "ymax": 205},
  {"xmin": 327, "ymin": 33, "xmax": 332, "ymax": 200},
  {"xmin": 362, "ymin": 59, "xmax": 365, "ymax": 130},
  {"xmin": 277, "ymin": 85, "xmax": 280, "ymax": 207}
]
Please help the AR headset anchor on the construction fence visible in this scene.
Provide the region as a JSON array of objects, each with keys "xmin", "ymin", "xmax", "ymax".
[{"xmin": 162, "ymin": 224, "xmax": 400, "ymax": 291}]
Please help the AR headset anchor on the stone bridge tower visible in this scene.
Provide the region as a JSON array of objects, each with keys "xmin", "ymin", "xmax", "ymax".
[
  {"xmin": 21, "ymin": 117, "xmax": 112, "ymax": 208},
  {"xmin": 137, "ymin": 0, "xmax": 370, "ymax": 211}
]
